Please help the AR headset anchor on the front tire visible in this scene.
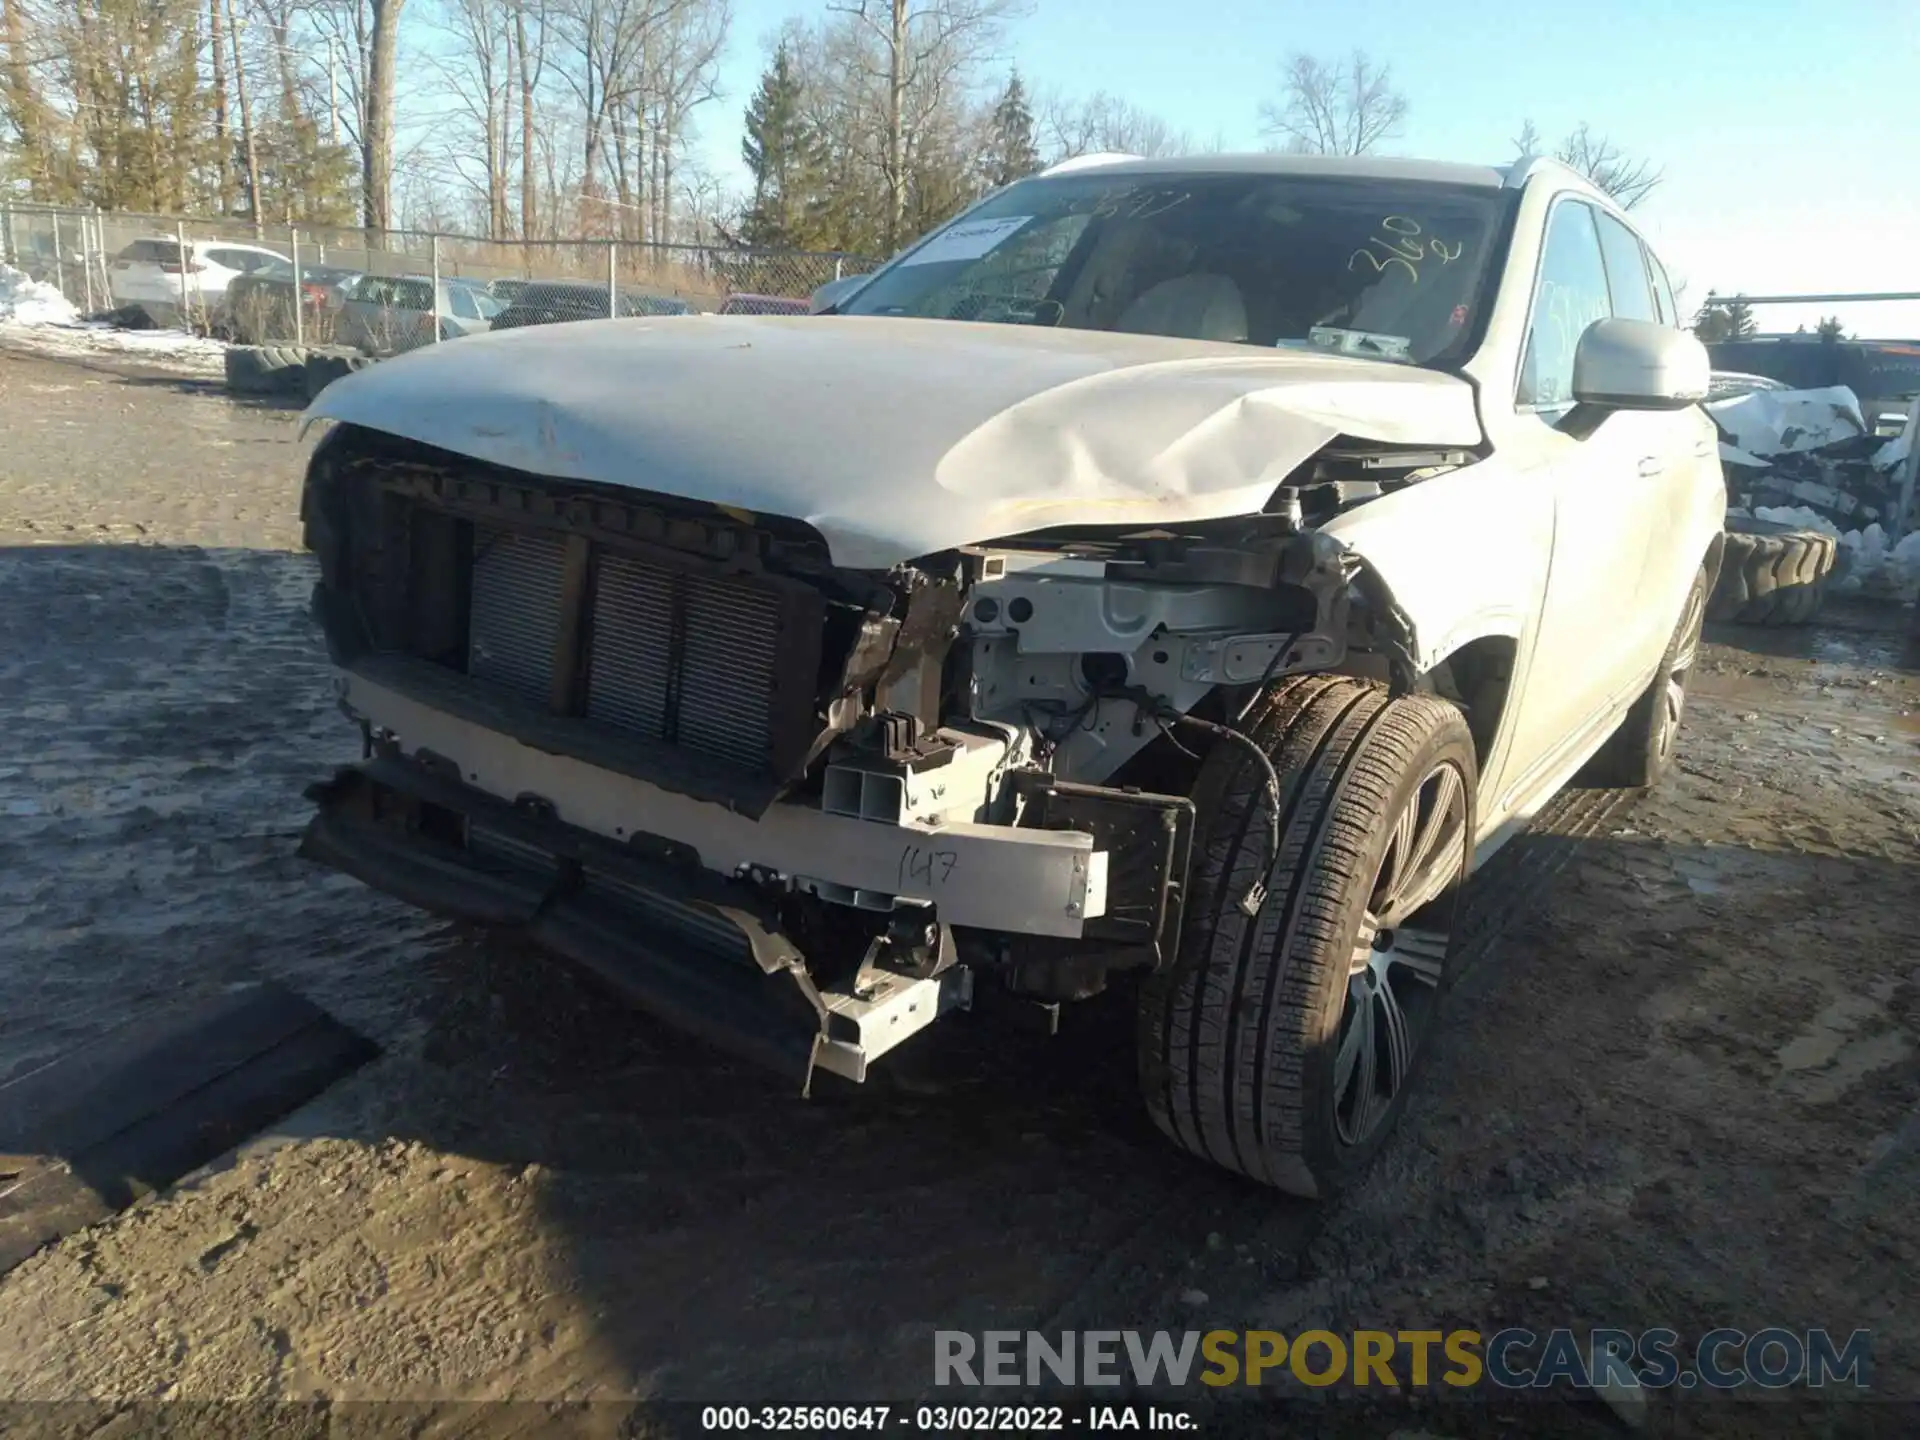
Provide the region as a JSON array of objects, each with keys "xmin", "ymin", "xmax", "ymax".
[{"xmin": 1138, "ymin": 676, "xmax": 1476, "ymax": 1198}]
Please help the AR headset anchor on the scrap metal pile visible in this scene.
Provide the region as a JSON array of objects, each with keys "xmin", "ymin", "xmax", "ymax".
[
  {"xmin": 1710, "ymin": 382, "xmax": 1920, "ymax": 604},
  {"xmin": 1712, "ymin": 384, "xmax": 1914, "ymax": 527}
]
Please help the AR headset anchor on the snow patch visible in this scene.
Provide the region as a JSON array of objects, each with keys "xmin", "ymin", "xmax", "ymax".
[
  {"xmin": 1745, "ymin": 501, "xmax": 1920, "ymax": 601},
  {"xmin": 0, "ymin": 264, "xmax": 80, "ymax": 325},
  {"xmin": 1831, "ymin": 523, "xmax": 1920, "ymax": 603},
  {"xmin": 0, "ymin": 264, "xmax": 225, "ymax": 373},
  {"xmin": 1754, "ymin": 505, "xmax": 1842, "ymax": 537}
]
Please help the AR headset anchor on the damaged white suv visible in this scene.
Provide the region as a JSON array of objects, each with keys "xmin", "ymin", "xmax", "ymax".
[{"xmin": 297, "ymin": 154, "xmax": 1722, "ymax": 1197}]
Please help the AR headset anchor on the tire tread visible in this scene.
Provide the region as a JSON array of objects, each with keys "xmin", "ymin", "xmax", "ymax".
[{"xmin": 1140, "ymin": 677, "xmax": 1474, "ymax": 1195}]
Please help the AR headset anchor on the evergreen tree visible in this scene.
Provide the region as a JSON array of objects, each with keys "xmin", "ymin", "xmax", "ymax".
[
  {"xmin": 740, "ymin": 44, "xmax": 824, "ymax": 248},
  {"xmin": 980, "ymin": 70, "xmax": 1039, "ymax": 189},
  {"xmin": 1693, "ymin": 293, "xmax": 1756, "ymax": 343},
  {"xmin": 1817, "ymin": 315, "xmax": 1846, "ymax": 342}
]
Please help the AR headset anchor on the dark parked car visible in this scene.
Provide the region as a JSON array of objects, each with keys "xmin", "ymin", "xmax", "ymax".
[
  {"xmin": 490, "ymin": 283, "xmax": 695, "ymax": 330},
  {"xmin": 1707, "ymin": 335, "xmax": 1920, "ymax": 435},
  {"xmin": 718, "ymin": 292, "xmax": 810, "ymax": 316},
  {"xmin": 224, "ymin": 260, "xmax": 364, "ymax": 343}
]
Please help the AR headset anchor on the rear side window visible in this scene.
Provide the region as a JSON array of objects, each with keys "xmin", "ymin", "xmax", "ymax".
[
  {"xmin": 116, "ymin": 240, "xmax": 184, "ymax": 265},
  {"xmin": 1518, "ymin": 200, "xmax": 1613, "ymax": 409},
  {"xmin": 349, "ymin": 276, "xmax": 401, "ymax": 304},
  {"xmin": 207, "ymin": 248, "xmax": 267, "ymax": 272},
  {"xmin": 393, "ymin": 280, "xmax": 434, "ymax": 312},
  {"xmin": 1593, "ymin": 213, "xmax": 1656, "ymax": 323}
]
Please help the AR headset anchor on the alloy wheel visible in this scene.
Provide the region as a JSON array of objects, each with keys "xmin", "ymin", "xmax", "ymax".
[{"xmin": 1332, "ymin": 760, "xmax": 1469, "ymax": 1147}]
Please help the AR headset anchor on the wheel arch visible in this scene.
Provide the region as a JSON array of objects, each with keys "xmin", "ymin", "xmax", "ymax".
[{"xmin": 1421, "ymin": 631, "xmax": 1520, "ymax": 776}]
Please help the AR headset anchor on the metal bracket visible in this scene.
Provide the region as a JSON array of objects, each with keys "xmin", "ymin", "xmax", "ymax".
[
  {"xmin": 810, "ymin": 965, "xmax": 974, "ymax": 1084},
  {"xmin": 1180, "ymin": 630, "xmax": 1341, "ymax": 685}
]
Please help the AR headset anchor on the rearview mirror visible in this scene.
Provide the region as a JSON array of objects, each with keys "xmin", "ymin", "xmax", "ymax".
[
  {"xmin": 810, "ymin": 274, "xmax": 870, "ymax": 314},
  {"xmin": 1572, "ymin": 317, "xmax": 1710, "ymax": 410}
]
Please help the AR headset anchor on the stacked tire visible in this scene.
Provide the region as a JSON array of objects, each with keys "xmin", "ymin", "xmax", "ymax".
[
  {"xmin": 302, "ymin": 350, "xmax": 376, "ymax": 402},
  {"xmin": 1706, "ymin": 515, "xmax": 1839, "ymax": 626},
  {"xmin": 223, "ymin": 344, "xmax": 312, "ymax": 397},
  {"xmin": 222, "ymin": 344, "xmax": 373, "ymax": 400}
]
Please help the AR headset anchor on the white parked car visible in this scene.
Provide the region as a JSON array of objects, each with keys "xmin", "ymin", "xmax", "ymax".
[
  {"xmin": 297, "ymin": 154, "xmax": 1722, "ymax": 1197},
  {"xmin": 108, "ymin": 237, "xmax": 289, "ymax": 321}
]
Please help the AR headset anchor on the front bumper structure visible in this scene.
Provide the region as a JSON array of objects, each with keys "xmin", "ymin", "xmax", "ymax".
[{"xmin": 301, "ymin": 755, "xmax": 972, "ymax": 1088}]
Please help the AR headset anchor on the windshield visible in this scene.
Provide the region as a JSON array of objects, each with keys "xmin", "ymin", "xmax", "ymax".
[{"xmin": 840, "ymin": 171, "xmax": 1509, "ymax": 366}]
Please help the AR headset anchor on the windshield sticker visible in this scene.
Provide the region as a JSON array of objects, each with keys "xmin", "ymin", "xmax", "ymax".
[
  {"xmin": 1349, "ymin": 215, "xmax": 1465, "ymax": 284},
  {"xmin": 898, "ymin": 216, "xmax": 1032, "ymax": 267},
  {"xmin": 1305, "ymin": 327, "xmax": 1413, "ymax": 362}
]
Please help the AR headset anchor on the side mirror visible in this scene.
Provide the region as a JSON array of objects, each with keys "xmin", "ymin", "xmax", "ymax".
[
  {"xmin": 810, "ymin": 273, "xmax": 869, "ymax": 314},
  {"xmin": 1572, "ymin": 317, "xmax": 1710, "ymax": 410}
]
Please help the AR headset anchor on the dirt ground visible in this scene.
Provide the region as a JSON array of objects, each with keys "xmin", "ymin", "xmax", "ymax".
[{"xmin": 0, "ymin": 347, "xmax": 1915, "ymax": 1438}]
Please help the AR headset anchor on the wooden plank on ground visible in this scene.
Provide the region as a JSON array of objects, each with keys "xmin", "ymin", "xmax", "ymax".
[
  {"xmin": 0, "ymin": 981, "xmax": 335, "ymax": 1161},
  {"xmin": 0, "ymin": 981, "xmax": 377, "ymax": 1277}
]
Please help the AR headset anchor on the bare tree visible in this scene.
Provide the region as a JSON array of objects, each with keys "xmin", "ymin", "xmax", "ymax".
[
  {"xmin": 305, "ymin": 0, "xmax": 377, "ymax": 154},
  {"xmin": 1554, "ymin": 122, "xmax": 1662, "ymax": 210},
  {"xmin": 207, "ymin": 0, "xmax": 231, "ymax": 209},
  {"xmin": 512, "ymin": 0, "xmax": 548, "ymax": 236},
  {"xmin": 553, "ymin": 0, "xmax": 668, "ymax": 234},
  {"xmin": 1513, "ymin": 117, "xmax": 1664, "ymax": 211},
  {"xmin": 825, "ymin": 0, "xmax": 1025, "ymax": 246},
  {"xmin": 434, "ymin": 0, "xmax": 514, "ymax": 234},
  {"xmin": 1258, "ymin": 50, "xmax": 1407, "ymax": 156},
  {"xmin": 363, "ymin": 0, "xmax": 405, "ymax": 230},
  {"xmin": 1037, "ymin": 87, "xmax": 1188, "ymax": 161},
  {"xmin": 225, "ymin": 0, "xmax": 263, "ymax": 231},
  {"xmin": 645, "ymin": 0, "xmax": 727, "ymax": 244}
]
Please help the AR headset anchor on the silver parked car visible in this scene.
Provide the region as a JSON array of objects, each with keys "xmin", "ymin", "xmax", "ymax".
[{"xmin": 335, "ymin": 275, "xmax": 503, "ymax": 356}]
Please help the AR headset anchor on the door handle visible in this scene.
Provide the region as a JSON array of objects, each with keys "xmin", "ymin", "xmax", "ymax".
[{"xmin": 1637, "ymin": 456, "xmax": 1666, "ymax": 477}]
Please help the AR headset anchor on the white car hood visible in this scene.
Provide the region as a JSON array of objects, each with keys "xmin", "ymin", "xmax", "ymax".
[{"xmin": 305, "ymin": 315, "xmax": 1484, "ymax": 568}]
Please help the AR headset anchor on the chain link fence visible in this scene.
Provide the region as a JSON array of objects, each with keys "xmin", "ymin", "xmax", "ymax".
[{"xmin": 0, "ymin": 201, "xmax": 878, "ymax": 349}]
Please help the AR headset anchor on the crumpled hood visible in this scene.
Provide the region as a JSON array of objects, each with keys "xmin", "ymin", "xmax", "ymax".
[{"xmin": 305, "ymin": 314, "xmax": 1484, "ymax": 568}]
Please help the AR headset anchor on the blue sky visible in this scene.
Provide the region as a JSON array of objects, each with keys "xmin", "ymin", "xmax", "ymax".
[{"xmin": 693, "ymin": 0, "xmax": 1920, "ymax": 336}]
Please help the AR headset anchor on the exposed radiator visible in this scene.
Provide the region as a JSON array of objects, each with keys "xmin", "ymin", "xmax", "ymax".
[
  {"xmin": 463, "ymin": 524, "xmax": 786, "ymax": 773},
  {"xmin": 588, "ymin": 553, "xmax": 784, "ymax": 770},
  {"xmin": 468, "ymin": 525, "xmax": 567, "ymax": 701}
]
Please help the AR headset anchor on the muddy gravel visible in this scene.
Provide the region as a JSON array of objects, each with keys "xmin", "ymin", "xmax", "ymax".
[{"xmin": 0, "ymin": 347, "xmax": 1916, "ymax": 1437}]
